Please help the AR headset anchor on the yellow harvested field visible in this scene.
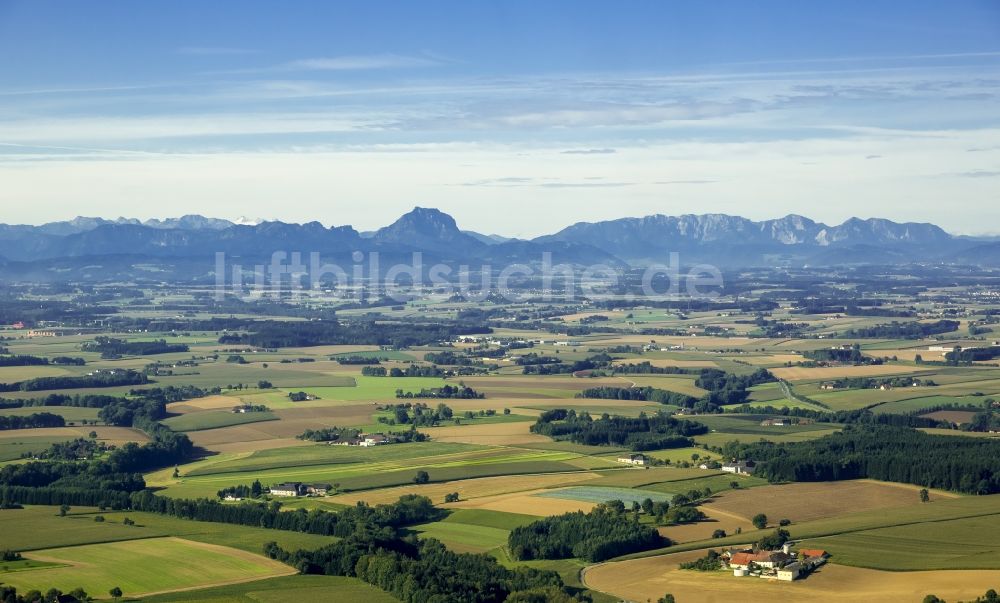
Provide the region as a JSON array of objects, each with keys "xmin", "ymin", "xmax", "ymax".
[
  {"xmin": 706, "ymin": 480, "xmax": 956, "ymax": 525},
  {"xmin": 336, "ymin": 472, "xmax": 601, "ymax": 506},
  {"xmin": 187, "ymin": 404, "xmax": 377, "ymax": 451},
  {"xmin": 876, "ymin": 349, "xmax": 945, "ymax": 362},
  {"xmin": 585, "ymin": 335, "xmax": 768, "ymax": 349},
  {"xmin": 169, "ymin": 395, "xmax": 245, "ymax": 413},
  {"xmin": 736, "ymin": 354, "xmax": 804, "ymax": 366},
  {"xmin": 770, "ymin": 364, "xmax": 923, "ymax": 381},
  {"xmin": 613, "ymin": 359, "xmax": 717, "ymax": 369},
  {"xmin": 658, "ymin": 505, "xmax": 752, "ymax": 544},
  {"xmin": 0, "ymin": 426, "xmax": 149, "ymax": 444},
  {"xmin": 450, "ymin": 489, "xmax": 596, "ymax": 516},
  {"xmin": 419, "ymin": 421, "xmax": 550, "ymax": 445},
  {"xmin": 584, "ymin": 549, "xmax": 1000, "ymax": 603}
]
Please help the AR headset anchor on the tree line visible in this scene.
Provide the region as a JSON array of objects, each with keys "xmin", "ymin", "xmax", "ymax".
[
  {"xmin": 0, "ymin": 411, "xmax": 65, "ymax": 431},
  {"xmin": 722, "ymin": 425, "xmax": 1000, "ymax": 494},
  {"xmin": 0, "ymin": 369, "xmax": 149, "ymax": 392},
  {"xmin": 218, "ymin": 319, "xmax": 490, "ymax": 349},
  {"xmin": 530, "ymin": 408, "xmax": 707, "ymax": 451},
  {"xmin": 81, "ymin": 336, "xmax": 189, "ymax": 358},
  {"xmin": 507, "ymin": 501, "xmax": 667, "ymax": 562},
  {"xmin": 0, "ymin": 354, "xmax": 85, "ymax": 366}
]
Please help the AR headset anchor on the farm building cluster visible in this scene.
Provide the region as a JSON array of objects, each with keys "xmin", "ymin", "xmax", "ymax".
[
  {"xmin": 724, "ymin": 543, "xmax": 828, "ymax": 581},
  {"xmin": 269, "ymin": 482, "xmax": 333, "ymax": 497},
  {"xmin": 330, "ymin": 432, "xmax": 393, "ymax": 447}
]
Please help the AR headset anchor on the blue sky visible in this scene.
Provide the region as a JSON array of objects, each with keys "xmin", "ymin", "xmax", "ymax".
[{"xmin": 0, "ymin": 1, "xmax": 998, "ymax": 236}]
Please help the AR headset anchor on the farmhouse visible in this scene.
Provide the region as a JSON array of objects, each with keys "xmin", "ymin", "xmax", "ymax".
[
  {"xmin": 307, "ymin": 483, "xmax": 332, "ymax": 496},
  {"xmin": 723, "ymin": 543, "xmax": 828, "ymax": 582},
  {"xmin": 760, "ymin": 418, "xmax": 786, "ymax": 426},
  {"xmin": 270, "ymin": 482, "xmax": 303, "ymax": 497},
  {"xmin": 359, "ymin": 433, "xmax": 390, "ymax": 447},
  {"xmin": 721, "ymin": 460, "xmax": 755, "ymax": 475},
  {"xmin": 617, "ymin": 453, "xmax": 649, "ymax": 466}
]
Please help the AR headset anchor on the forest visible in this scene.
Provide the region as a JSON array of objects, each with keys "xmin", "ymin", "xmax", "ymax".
[
  {"xmin": 507, "ymin": 501, "xmax": 667, "ymax": 562},
  {"xmin": 218, "ymin": 318, "xmax": 490, "ymax": 348},
  {"xmin": 842, "ymin": 319, "xmax": 960, "ymax": 339},
  {"xmin": 81, "ymin": 336, "xmax": 189, "ymax": 358},
  {"xmin": 0, "ymin": 411, "xmax": 65, "ymax": 430},
  {"xmin": 530, "ymin": 408, "xmax": 707, "ymax": 450},
  {"xmin": 723, "ymin": 425, "xmax": 1000, "ymax": 494},
  {"xmin": 0, "ymin": 369, "xmax": 148, "ymax": 392}
]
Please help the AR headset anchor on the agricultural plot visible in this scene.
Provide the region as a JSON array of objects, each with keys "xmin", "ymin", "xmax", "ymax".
[
  {"xmin": 0, "ymin": 435, "xmax": 76, "ymax": 461},
  {"xmin": 584, "ymin": 547, "xmax": 1000, "ymax": 603},
  {"xmin": 0, "ymin": 505, "xmax": 335, "ymax": 555},
  {"xmin": 802, "ymin": 514, "xmax": 1000, "ymax": 571},
  {"xmin": 141, "ymin": 575, "xmax": 401, "ymax": 603},
  {"xmin": 160, "ymin": 444, "xmax": 588, "ymax": 498},
  {"xmin": 162, "ymin": 410, "xmax": 278, "ymax": 432},
  {"xmin": 3, "ymin": 537, "xmax": 294, "ymax": 597},
  {"xmin": 294, "ymin": 376, "xmax": 449, "ymax": 401},
  {"xmin": 0, "ymin": 425, "xmax": 149, "ymax": 446},
  {"xmin": 705, "ymin": 480, "xmax": 953, "ymax": 525},
  {"xmin": 336, "ymin": 471, "xmax": 600, "ymax": 506},
  {"xmin": 450, "ymin": 489, "xmax": 597, "ymax": 516},
  {"xmin": 643, "ymin": 446, "xmax": 722, "ymax": 464},
  {"xmin": 419, "ymin": 421, "xmax": 550, "ymax": 445},
  {"xmin": 535, "ymin": 486, "xmax": 671, "ymax": 505},
  {"xmin": 771, "ymin": 364, "xmax": 925, "ymax": 381},
  {"xmin": 0, "ymin": 405, "xmax": 101, "ymax": 422}
]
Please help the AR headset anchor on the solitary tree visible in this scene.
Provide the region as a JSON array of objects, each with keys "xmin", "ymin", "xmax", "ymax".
[
  {"xmin": 413, "ymin": 470, "xmax": 430, "ymax": 484},
  {"xmin": 752, "ymin": 513, "xmax": 768, "ymax": 529},
  {"xmin": 658, "ymin": 594, "xmax": 676, "ymax": 603},
  {"xmin": 109, "ymin": 586, "xmax": 123, "ymax": 600},
  {"xmin": 59, "ymin": 504, "xmax": 70, "ymax": 517},
  {"xmin": 712, "ymin": 529, "xmax": 727, "ymax": 539},
  {"xmin": 920, "ymin": 488, "xmax": 930, "ymax": 503}
]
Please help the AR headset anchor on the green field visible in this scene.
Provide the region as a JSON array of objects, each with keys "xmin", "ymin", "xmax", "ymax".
[
  {"xmin": 0, "ymin": 506, "xmax": 335, "ymax": 555},
  {"xmin": 162, "ymin": 410, "xmax": 279, "ymax": 432},
  {"xmin": 535, "ymin": 486, "xmax": 671, "ymax": 505},
  {"xmin": 0, "ymin": 436, "xmax": 75, "ymax": 461},
  {"xmin": 293, "ymin": 376, "xmax": 451, "ymax": 401},
  {"xmin": 0, "ymin": 406, "xmax": 101, "ymax": 422},
  {"xmin": 329, "ymin": 350, "xmax": 417, "ymax": 361},
  {"xmin": 801, "ymin": 514, "xmax": 1000, "ymax": 570},
  {"xmin": 1, "ymin": 537, "xmax": 293, "ymax": 597},
  {"xmin": 186, "ymin": 441, "xmax": 485, "ymax": 476},
  {"xmin": 162, "ymin": 444, "xmax": 590, "ymax": 498},
  {"xmin": 140, "ymin": 575, "xmax": 400, "ymax": 603}
]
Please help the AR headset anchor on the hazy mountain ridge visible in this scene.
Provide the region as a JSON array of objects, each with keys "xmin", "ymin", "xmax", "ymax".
[{"xmin": 0, "ymin": 208, "xmax": 994, "ymax": 277}]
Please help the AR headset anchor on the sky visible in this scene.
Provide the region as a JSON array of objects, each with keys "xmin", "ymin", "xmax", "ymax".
[{"xmin": 0, "ymin": 1, "xmax": 999, "ymax": 238}]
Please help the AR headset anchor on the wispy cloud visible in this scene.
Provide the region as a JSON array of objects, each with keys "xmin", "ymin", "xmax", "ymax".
[
  {"xmin": 282, "ymin": 53, "xmax": 440, "ymax": 71},
  {"xmin": 461, "ymin": 176, "xmax": 633, "ymax": 188},
  {"xmin": 177, "ymin": 46, "xmax": 257, "ymax": 56},
  {"xmin": 957, "ymin": 169, "xmax": 1000, "ymax": 178},
  {"xmin": 561, "ymin": 148, "xmax": 616, "ymax": 155},
  {"xmin": 654, "ymin": 179, "xmax": 717, "ymax": 185}
]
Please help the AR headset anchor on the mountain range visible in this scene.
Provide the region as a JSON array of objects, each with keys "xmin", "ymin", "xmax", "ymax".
[{"xmin": 1, "ymin": 208, "xmax": 998, "ymax": 281}]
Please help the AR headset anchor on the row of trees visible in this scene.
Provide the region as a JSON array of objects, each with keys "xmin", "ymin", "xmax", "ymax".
[
  {"xmin": 395, "ymin": 384, "xmax": 483, "ymax": 399},
  {"xmin": 0, "ymin": 369, "xmax": 149, "ymax": 392},
  {"xmin": 722, "ymin": 425, "xmax": 1000, "ymax": 494},
  {"xmin": 81, "ymin": 336, "xmax": 189, "ymax": 358},
  {"xmin": 507, "ymin": 501, "xmax": 667, "ymax": 562},
  {"xmin": 0, "ymin": 354, "xmax": 85, "ymax": 366},
  {"xmin": 264, "ymin": 536, "xmax": 571, "ymax": 603},
  {"xmin": 530, "ymin": 408, "xmax": 708, "ymax": 450},
  {"xmin": 219, "ymin": 318, "xmax": 490, "ymax": 348},
  {"xmin": 843, "ymin": 320, "xmax": 959, "ymax": 339},
  {"xmin": 0, "ymin": 411, "xmax": 65, "ymax": 430}
]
